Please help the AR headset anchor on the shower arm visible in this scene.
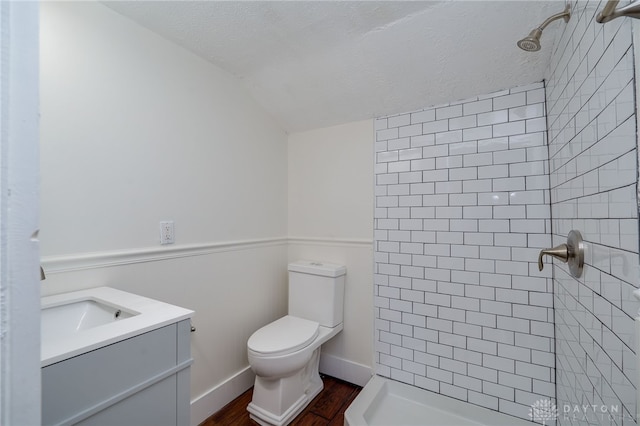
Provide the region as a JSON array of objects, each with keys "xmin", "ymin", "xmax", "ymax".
[
  {"xmin": 536, "ymin": 7, "xmax": 571, "ymax": 31},
  {"xmin": 597, "ymin": 0, "xmax": 640, "ymax": 23}
]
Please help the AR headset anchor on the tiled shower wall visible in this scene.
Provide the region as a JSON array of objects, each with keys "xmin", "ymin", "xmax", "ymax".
[
  {"xmin": 374, "ymin": 82, "xmax": 556, "ymax": 421},
  {"xmin": 546, "ymin": 1, "xmax": 638, "ymax": 425}
]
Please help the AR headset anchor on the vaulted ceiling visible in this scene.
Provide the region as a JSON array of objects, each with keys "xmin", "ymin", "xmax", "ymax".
[{"xmin": 104, "ymin": 1, "xmax": 563, "ymax": 132}]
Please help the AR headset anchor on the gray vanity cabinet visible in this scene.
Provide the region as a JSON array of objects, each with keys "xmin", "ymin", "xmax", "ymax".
[{"xmin": 42, "ymin": 320, "xmax": 192, "ymax": 426}]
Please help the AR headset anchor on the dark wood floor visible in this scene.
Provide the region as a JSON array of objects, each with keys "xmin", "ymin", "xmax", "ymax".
[{"xmin": 200, "ymin": 375, "xmax": 362, "ymax": 426}]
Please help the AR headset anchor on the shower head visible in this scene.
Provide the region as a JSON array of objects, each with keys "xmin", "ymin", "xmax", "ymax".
[
  {"xmin": 517, "ymin": 4, "xmax": 570, "ymax": 52},
  {"xmin": 517, "ymin": 28, "xmax": 543, "ymax": 52}
]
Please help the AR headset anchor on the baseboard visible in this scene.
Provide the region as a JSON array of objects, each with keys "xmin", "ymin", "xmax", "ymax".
[
  {"xmin": 319, "ymin": 352, "xmax": 373, "ymax": 387},
  {"xmin": 190, "ymin": 356, "xmax": 370, "ymax": 425},
  {"xmin": 190, "ymin": 366, "xmax": 255, "ymax": 426}
]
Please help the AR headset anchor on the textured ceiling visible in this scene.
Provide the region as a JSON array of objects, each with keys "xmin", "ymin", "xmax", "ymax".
[{"xmin": 104, "ymin": 1, "xmax": 563, "ymax": 133}]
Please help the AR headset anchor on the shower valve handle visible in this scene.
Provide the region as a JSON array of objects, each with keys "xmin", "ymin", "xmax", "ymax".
[
  {"xmin": 538, "ymin": 244, "xmax": 568, "ymax": 271},
  {"xmin": 537, "ymin": 230, "xmax": 584, "ymax": 278}
]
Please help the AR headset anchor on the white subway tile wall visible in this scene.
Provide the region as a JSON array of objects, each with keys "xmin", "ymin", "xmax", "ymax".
[
  {"xmin": 374, "ymin": 81, "xmax": 555, "ymax": 421},
  {"xmin": 546, "ymin": 1, "xmax": 638, "ymax": 425}
]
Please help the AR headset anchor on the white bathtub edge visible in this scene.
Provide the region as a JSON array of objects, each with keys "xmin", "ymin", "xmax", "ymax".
[
  {"xmin": 344, "ymin": 375, "xmax": 385, "ymax": 426},
  {"xmin": 345, "ymin": 375, "xmax": 533, "ymax": 426}
]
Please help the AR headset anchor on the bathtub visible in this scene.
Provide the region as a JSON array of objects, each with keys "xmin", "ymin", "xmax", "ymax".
[{"xmin": 345, "ymin": 375, "xmax": 532, "ymax": 425}]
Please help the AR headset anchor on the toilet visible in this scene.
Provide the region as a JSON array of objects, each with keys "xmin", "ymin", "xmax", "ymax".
[{"xmin": 246, "ymin": 261, "xmax": 346, "ymax": 426}]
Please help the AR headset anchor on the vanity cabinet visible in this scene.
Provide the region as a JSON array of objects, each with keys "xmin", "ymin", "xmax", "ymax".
[{"xmin": 42, "ymin": 320, "xmax": 192, "ymax": 426}]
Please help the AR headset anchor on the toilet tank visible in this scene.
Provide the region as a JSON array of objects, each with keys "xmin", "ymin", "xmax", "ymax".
[{"xmin": 288, "ymin": 261, "xmax": 346, "ymax": 328}]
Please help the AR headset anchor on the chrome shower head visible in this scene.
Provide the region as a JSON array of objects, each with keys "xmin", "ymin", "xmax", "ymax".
[
  {"xmin": 517, "ymin": 28, "xmax": 542, "ymax": 52},
  {"xmin": 517, "ymin": 4, "xmax": 570, "ymax": 52}
]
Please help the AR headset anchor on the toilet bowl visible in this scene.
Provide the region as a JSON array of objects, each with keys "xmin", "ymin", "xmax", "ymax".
[
  {"xmin": 246, "ymin": 261, "xmax": 346, "ymax": 426},
  {"xmin": 247, "ymin": 317, "xmax": 343, "ymax": 426}
]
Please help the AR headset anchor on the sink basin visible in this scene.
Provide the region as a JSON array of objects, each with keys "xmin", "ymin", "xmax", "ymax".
[
  {"xmin": 41, "ymin": 299, "xmax": 136, "ymax": 347},
  {"xmin": 41, "ymin": 287, "xmax": 193, "ymax": 367}
]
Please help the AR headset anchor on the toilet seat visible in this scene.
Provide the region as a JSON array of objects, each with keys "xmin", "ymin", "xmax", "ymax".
[{"xmin": 248, "ymin": 315, "xmax": 319, "ymax": 357}]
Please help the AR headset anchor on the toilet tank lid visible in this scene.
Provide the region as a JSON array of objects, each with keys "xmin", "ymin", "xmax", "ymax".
[{"xmin": 288, "ymin": 261, "xmax": 346, "ymax": 277}]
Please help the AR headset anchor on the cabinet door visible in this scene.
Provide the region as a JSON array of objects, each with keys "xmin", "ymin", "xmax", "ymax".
[
  {"xmin": 76, "ymin": 376, "xmax": 177, "ymax": 426},
  {"xmin": 42, "ymin": 324, "xmax": 177, "ymax": 425}
]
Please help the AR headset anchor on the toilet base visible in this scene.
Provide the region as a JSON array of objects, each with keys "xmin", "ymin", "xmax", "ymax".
[
  {"xmin": 248, "ymin": 380, "xmax": 323, "ymax": 426},
  {"xmin": 247, "ymin": 349, "xmax": 324, "ymax": 426}
]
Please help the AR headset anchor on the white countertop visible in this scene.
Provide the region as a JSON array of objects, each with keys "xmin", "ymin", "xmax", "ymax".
[{"xmin": 41, "ymin": 287, "xmax": 194, "ymax": 367}]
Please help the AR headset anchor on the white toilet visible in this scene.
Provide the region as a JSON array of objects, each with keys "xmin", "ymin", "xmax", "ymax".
[{"xmin": 246, "ymin": 261, "xmax": 346, "ymax": 426}]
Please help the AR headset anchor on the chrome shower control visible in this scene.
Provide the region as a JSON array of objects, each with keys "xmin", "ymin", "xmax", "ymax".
[{"xmin": 538, "ymin": 230, "xmax": 584, "ymax": 278}]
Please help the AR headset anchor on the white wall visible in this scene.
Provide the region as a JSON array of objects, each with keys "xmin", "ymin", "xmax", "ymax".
[
  {"xmin": 288, "ymin": 120, "xmax": 374, "ymax": 385},
  {"xmin": 39, "ymin": 3, "xmax": 289, "ymax": 424},
  {"xmin": 40, "ymin": 2, "xmax": 287, "ymax": 255},
  {"xmin": 288, "ymin": 120, "xmax": 374, "ymax": 240}
]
